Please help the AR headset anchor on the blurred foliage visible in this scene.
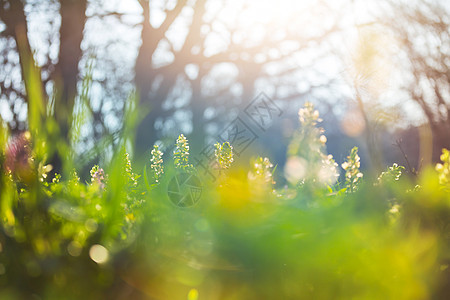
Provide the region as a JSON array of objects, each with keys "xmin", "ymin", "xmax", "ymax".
[
  {"xmin": 0, "ymin": 101, "xmax": 449, "ymax": 300},
  {"xmin": 436, "ymin": 149, "xmax": 450, "ymax": 190}
]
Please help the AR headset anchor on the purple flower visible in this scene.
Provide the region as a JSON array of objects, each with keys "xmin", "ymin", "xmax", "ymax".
[
  {"xmin": 5, "ymin": 132, "xmax": 31, "ymax": 174},
  {"xmin": 90, "ymin": 165, "xmax": 106, "ymax": 190}
]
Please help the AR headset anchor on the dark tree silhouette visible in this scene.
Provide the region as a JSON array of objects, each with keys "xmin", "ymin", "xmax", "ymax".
[
  {"xmin": 132, "ymin": 0, "xmax": 342, "ymax": 157},
  {"xmin": 0, "ymin": 0, "xmax": 88, "ymax": 172},
  {"xmin": 1, "ymin": 0, "xmax": 344, "ymax": 163},
  {"xmin": 381, "ymin": 0, "xmax": 450, "ymax": 159}
]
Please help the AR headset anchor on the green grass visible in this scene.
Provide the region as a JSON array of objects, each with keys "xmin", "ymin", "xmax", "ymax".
[{"xmin": 0, "ymin": 98, "xmax": 449, "ymax": 299}]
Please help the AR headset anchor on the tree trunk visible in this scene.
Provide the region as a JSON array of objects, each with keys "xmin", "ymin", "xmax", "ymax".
[
  {"xmin": 0, "ymin": 0, "xmax": 40, "ymax": 134},
  {"xmin": 50, "ymin": 0, "xmax": 87, "ymax": 173},
  {"xmin": 135, "ymin": 74, "xmax": 176, "ymax": 158},
  {"xmin": 134, "ymin": 1, "xmax": 163, "ymax": 159}
]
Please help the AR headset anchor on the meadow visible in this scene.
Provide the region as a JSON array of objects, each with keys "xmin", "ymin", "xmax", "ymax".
[{"xmin": 0, "ymin": 100, "xmax": 449, "ymax": 299}]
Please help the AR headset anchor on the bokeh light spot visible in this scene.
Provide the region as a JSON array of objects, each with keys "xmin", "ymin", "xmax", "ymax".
[
  {"xmin": 341, "ymin": 108, "xmax": 366, "ymax": 137},
  {"xmin": 68, "ymin": 241, "xmax": 82, "ymax": 257},
  {"xmin": 284, "ymin": 156, "xmax": 306, "ymax": 183},
  {"xmin": 85, "ymin": 218, "xmax": 98, "ymax": 232},
  {"xmin": 89, "ymin": 244, "xmax": 109, "ymax": 264},
  {"xmin": 188, "ymin": 288, "xmax": 199, "ymax": 300}
]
